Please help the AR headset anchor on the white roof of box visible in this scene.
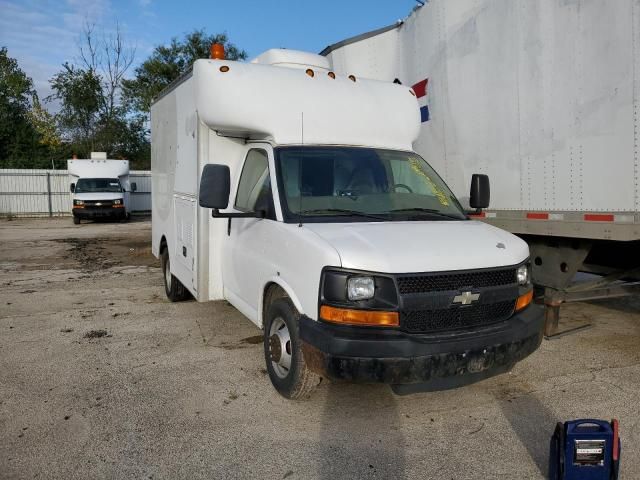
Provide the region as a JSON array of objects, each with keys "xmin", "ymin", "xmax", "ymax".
[
  {"xmin": 67, "ymin": 159, "xmax": 129, "ymax": 178},
  {"xmin": 193, "ymin": 54, "xmax": 420, "ymax": 151},
  {"xmin": 250, "ymin": 49, "xmax": 331, "ymax": 71}
]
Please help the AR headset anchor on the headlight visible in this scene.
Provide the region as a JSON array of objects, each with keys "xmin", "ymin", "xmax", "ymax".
[
  {"xmin": 517, "ymin": 264, "xmax": 530, "ymax": 286},
  {"xmin": 73, "ymin": 200, "xmax": 84, "ymax": 206},
  {"xmin": 113, "ymin": 199, "xmax": 121, "ymax": 205},
  {"xmin": 347, "ymin": 276, "xmax": 375, "ymax": 301}
]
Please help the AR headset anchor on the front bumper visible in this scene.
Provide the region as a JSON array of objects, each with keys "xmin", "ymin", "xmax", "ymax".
[
  {"xmin": 73, "ymin": 207, "xmax": 126, "ymax": 219},
  {"xmin": 300, "ymin": 304, "xmax": 544, "ymax": 392}
]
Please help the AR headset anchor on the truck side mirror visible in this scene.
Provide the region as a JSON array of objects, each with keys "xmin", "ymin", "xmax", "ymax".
[
  {"xmin": 70, "ymin": 183, "xmax": 75, "ymax": 193},
  {"xmin": 199, "ymin": 164, "xmax": 231, "ymax": 209},
  {"xmin": 469, "ymin": 174, "xmax": 490, "ymax": 210},
  {"xmin": 131, "ymin": 182, "xmax": 137, "ymax": 192}
]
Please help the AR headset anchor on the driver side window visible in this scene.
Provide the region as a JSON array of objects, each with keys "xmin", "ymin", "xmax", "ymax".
[{"xmin": 235, "ymin": 149, "xmax": 275, "ymax": 219}]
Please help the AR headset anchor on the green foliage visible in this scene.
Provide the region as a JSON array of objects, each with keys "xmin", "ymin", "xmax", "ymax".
[
  {"xmin": 27, "ymin": 98, "xmax": 61, "ymax": 150},
  {"xmin": 49, "ymin": 63, "xmax": 103, "ymax": 152},
  {"xmin": 1, "ymin": 28, "xmax": 246, "ymax": 170},
  {"xmin": 0, "ymin": 47, "xmax": 34, "ymax": 111},
  {"xmin": 46, "ymin": 25, "xmax": 149, "ymax": 168},
  {"xmin": 122, "ymin": 30, "xmax": 247, "ymax": 114},
  {"xmin": 0, "ymin": 47, "xmax": 59, "ymax": 168}
]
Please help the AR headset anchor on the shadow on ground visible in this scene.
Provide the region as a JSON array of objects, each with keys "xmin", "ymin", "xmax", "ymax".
[
  {"xmin": 318, "ymin": 383, "xmax": 406, "ymax": 479},
  {"xmin": 497, "ymin": 390, "xmax": 558, "ymax": 478}
]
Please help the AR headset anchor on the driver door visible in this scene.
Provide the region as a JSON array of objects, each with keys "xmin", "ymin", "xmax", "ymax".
[{"xmin": 222, "ymin": 147, "xmax": 279, "ymax": 323}]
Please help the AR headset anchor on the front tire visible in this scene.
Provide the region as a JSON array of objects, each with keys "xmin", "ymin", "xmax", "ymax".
[
  {"xmin": 264, "ymin": 298, "xmax": 320, "ymax": 399},
  {"xmin": 161, "ymin": 248, "xmax": 189, "ymax": 302},
  {"xmin": 73, "ymin": 216, "xmax": 80, "ymax": 225}
]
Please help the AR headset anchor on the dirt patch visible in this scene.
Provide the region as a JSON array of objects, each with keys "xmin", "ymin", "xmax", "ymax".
[
  {"xmin": 241, "ymin": 335, "xmax": 263, "ymax": 345},
  {"xmin": 56, "ymin": 237, "xmax": 158, "ymax": 272},
  {"xmin": 217, "ymin": 335, "xmax": 264, "ymax": 350},
  {"xmin": 58, "ymin": 238, "xmax": 118, "ymax": 272},
  {"xmin": 84, "ymin": 329, "xmax": 110, "ymax": 339}
]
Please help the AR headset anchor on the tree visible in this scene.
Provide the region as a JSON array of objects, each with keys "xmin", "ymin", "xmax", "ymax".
[
  {"xmin": 47, "ymin": 24, "xmax": 146, "ymax": 164},
  {"xmin": 27, "ymin": 97, "xmax": 61, "ymax": 151},
  {"xmin": 49, "ymin": 63, "xmax": 103, "ymax": 153},
  {"xmin": 77, "ymin": 23, "xmax": 135, "ymax": 127},
  {"xmin": 122, "ymin": 30, "xmax": 247, "ymax": 114},
  {"xmin": 0, "ymin": 47, "xmax": 57, "ymax": 167}
]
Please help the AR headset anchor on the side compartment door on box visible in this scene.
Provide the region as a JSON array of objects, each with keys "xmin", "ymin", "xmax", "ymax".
[{"xmin": 173, "ymin": 195, "xmax": 197, "ymax": 295}]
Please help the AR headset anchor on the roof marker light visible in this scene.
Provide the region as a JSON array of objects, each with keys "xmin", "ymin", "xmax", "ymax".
[
  {"xmin": 306, "ymin": 68, "xmax": 315, "ymax": 77},
  {"xmin": 328, "ymin": 71, "xmax": 336, "ymax": 79},
  {"xmin": 219, "ymin": 66, "xmax": 230, "ymax": 73},
  {"xmin": 210, "ymin": 43, "xmax": 225, "ymax": 60},
  {"xmin": 348, "ymin": 74, "xmax": 356, "ymax": 82}
]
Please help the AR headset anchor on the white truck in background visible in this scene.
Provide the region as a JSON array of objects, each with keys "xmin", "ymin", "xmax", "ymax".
[
  {"xmin": 322, "ymin": 0, "xmax": 640, "ymax": 333},
  {"xmin": 68, "ymin": 152, "xmax": 136, "ymax": 224},
  {"xmin": 151, "ymin": 46, "xmax": 543, "ymax": 398}
]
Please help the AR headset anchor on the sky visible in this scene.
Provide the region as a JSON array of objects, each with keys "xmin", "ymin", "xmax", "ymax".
[{"xmin": 0, "ymin": 0, "xmax": 419, "ymax": 109}]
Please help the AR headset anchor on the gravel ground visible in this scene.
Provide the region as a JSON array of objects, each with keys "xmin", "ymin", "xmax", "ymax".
[{"xmin": 1, "ymin": 217, "xmax": 638, "ymax": 480}]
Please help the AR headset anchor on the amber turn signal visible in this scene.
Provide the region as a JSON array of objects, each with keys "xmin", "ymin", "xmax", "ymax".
[
  {"xmin": 319, "ymin": 305, "xmax": 399, "ymax": 327},
  {"xmin": 515, "ymin": 290, "xmax": 533, "ymax": 311}
]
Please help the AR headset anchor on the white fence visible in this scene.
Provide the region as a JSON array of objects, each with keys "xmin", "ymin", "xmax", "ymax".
[{"xmin": 0, "ymin": 169, "xmax": 151, "ymax": 217}]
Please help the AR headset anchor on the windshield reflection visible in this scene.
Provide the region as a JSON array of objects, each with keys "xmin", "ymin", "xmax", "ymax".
[{"xmin": 275, "ymin": 147, "xmax": 466, "ymax": 222}]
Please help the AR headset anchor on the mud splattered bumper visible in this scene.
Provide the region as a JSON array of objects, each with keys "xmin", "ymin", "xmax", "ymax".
[{"xmin": 300, "ymin": 305, "xmax": 544, "ymax": 393}]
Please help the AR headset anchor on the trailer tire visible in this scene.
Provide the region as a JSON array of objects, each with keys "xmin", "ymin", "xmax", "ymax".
[
  {"xmin": 264, "ymin": 298, "xmax": 320, "ymax": 400},
  {"xmin": 73, "ymin": 216, "xmax": 80, "ymax": 225},
  {"xmin": 161, "ymin": 248, "xmax": 189, "ymax": 302}
]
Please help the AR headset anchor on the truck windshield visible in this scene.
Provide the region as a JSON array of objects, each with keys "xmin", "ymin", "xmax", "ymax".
[
  {"xmin": 275, "ymin": 146, "xmax": 466, "ymax": 222},
  {"xmin": 75, "ymin": 178, "xmax": 122, "ymax": 193}
]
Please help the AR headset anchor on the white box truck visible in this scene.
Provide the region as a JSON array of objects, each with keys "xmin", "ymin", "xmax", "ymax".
[
  {"xmin": 68, "ymin": 152, "xmax": 137, "ymax": 224},
  {"xmin": 151, "ymin": 46, "xmax": 543, "ymax": 398},
  {"xmin": 322, "ymin": 0, "xmax": 640, "ymax": 334}
]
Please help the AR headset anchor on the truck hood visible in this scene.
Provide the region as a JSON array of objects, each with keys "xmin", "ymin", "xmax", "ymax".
[
  {"xmin": 73, "ymin": 192, "xmax": 123, "ymax": 201},
  {"xmin": 304, "ymin": 220, "xmax": 529, "ymax": 273}
]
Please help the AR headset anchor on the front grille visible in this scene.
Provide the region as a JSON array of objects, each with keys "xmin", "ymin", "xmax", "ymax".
[
  {"xmin": 84, "ymin": 200, "xmax": 114, "ymax": 207},
  {"xmin": 402, "ymin": 300, "xmax": 515, "ymax": 333},
  {"xmin": 397, "ymin": 268, "xmax": 517, "ymax": 295}
]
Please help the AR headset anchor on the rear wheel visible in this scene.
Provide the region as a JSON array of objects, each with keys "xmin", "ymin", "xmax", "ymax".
[
  {"xmin": 161, "ymin": 247, "xmax": 189, "ymax": 302},
  {"xmin": 264, "ymin": 298, "xmax": 320, "ymax": 399},
  {"xmin": 73, "ymin": 216, "xmax": 80, "ymax": 225}
]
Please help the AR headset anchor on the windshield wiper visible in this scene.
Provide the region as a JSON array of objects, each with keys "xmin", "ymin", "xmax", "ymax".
[
  {"xmin": 386, "ymin": 207, "xmax": 464, "ymax": 220},
  {"xmin": 297, "ymin": 208, "xmax": 388, "ymax": 221}
]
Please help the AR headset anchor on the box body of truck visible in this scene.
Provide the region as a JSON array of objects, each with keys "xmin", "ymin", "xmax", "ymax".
[
  {"xmin": 323, "ymin": 0, "xmax": 640, "ymax": 313},
  {"xmin": 151, "ymin": 48, "xmax": 543, "ymax": 397},
  {"xmin": 68, "ymin": 153, "xmax": 134, "ymax": 223}
]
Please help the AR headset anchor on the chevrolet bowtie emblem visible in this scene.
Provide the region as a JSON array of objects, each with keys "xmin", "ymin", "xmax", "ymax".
[{"xmin": 453, "ymin": 291, "xmax": 480, "ymax": 305}]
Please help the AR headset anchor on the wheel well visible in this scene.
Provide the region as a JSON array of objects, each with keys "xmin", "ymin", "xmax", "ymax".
[
  {"xmin": 263, "ymin": 283, "xmax": 289, "ymax": 320},
  {"xmin": 159, "ymin": 236, "xmax": 167, "ymax": 254}
]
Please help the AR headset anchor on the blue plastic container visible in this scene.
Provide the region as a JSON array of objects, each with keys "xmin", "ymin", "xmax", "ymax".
[{"xmin": 549, "ymin": 419, "xmax": 620, "ymax": 480}]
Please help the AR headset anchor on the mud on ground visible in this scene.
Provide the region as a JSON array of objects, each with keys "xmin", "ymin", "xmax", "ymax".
[{"xmin": 0, "ymin": 217, "xmax": 639, "ymax": 480}]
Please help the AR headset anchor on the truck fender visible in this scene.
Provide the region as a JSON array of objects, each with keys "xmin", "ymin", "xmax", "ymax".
[{"xmin": 259, "ymin": 276, "xmax": 305, "ymax": 328}]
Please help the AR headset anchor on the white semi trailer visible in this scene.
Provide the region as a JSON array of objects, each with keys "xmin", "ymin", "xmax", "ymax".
[
  {"xmin": 151, "ymin": 46, "xmax": 543, "ymax": 398},
  {"xmin": 322, "ymin": 0, "xmax": 640, "ymax": 333}
]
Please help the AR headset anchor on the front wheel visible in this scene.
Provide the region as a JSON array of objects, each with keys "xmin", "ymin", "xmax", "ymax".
[
  {"xmin": 161, "ymin": 248, "xmax": 189, "ymax": 302},
  {"xmin": 263, "ymin": 298, "xmax": 320, "ymax": 399},
  {"xmin": 73, "ymin": 216, "xmax": 80, "ymax": 225}
]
